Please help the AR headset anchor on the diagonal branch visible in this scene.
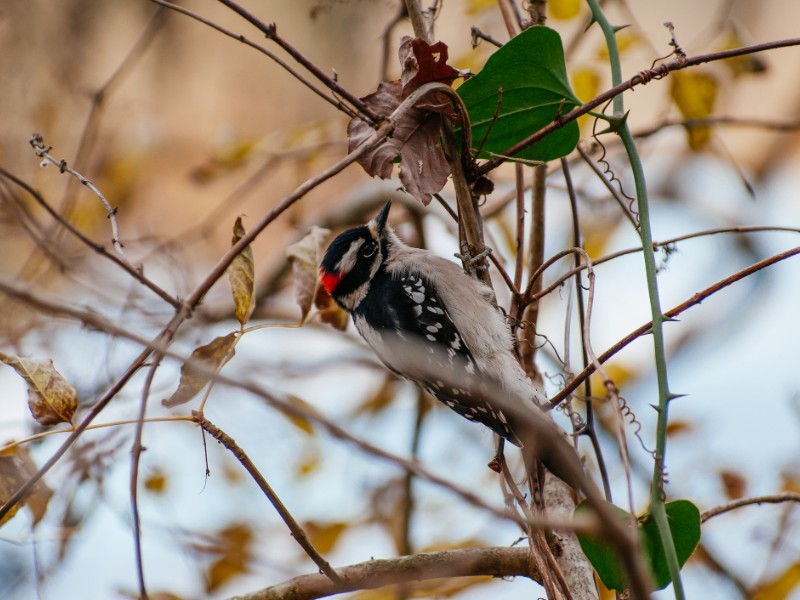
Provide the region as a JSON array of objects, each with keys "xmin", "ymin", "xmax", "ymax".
[
  {"xmin": 474, "ymin": 37, "xmax": 800, "ymax": 177},
  {"xmin": 195, "ymin": 412, "xmax": 342, "ymax": 583}
]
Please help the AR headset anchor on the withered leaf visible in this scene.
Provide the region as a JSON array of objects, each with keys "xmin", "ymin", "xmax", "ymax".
[
  {"xmin": 399, "ymin": 37, "xmax": 463, "ymax": 114},
  {"xmin": 286, "ymin": 226, "xmax": 331, "ymax": 322},
  {"xmin": 162, "ymin": 333, "xmax": 237, "ymax": 408},
  {"xmin": 314, "ymin": 286, "xmax": 349, "ymax": 331},
  {"xmin": 228, "ymin": 216, "xmax": 255, "ymax": 328},
  {"xmin": 0, "ymin": 353, "xmax": 77, "ymax": 426},
  {"xmin": 348, "ymin": 82, "xmax": 450, "ymax": 206},
  {"xmin": 0, "ymin": 447, "xmax": 54, "ymax": 527},
  {"xmin": 348, "ymin": 37, "xmax": 462, "ymax": 205}
]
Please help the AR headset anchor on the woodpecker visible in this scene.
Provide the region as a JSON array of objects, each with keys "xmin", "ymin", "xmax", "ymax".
[{"xmin": 319, "ymin": 200, "xmax": 545, "ymax": 446}]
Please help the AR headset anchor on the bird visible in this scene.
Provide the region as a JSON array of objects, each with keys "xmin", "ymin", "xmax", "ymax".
[{"xmin": 318, "ymin": 200, "xmax": 546, "ymax": 447}]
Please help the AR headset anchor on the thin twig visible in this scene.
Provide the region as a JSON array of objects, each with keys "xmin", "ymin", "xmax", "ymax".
[
  {"xmin": 148, "ymin": 0, "xmax": 360, "ymax": 120},
  {"xmin": 194, "ymin": 411, "xmax": 342, "ymax": 583},
  {"xmin": 0, "ymin": 115, "xmax": 396, "ymax": 525},
  {"xmin": 214, "ymin": 0, "xmax": 378, "ymax": 121},
  {"xmin": 29, "ymin": 134, "xmax": 128, "ymax": 260},
  {"xmin": 549, "ymin": 245, "xmax": 800, "ymax": 407},
  {"xmin": 0, "ymin": 166, "xmax": 180, "ymax": 308},
  {"xmin": 561, "ymin": 157, "xmax": 612, "ymax": 502},
  {"xmin": 130, "ymin": 362, "xmax": 161, "ymax": 600},
  {"xmin": 701, "ymin": 492, "xmax": 800, "ymax": 523}
]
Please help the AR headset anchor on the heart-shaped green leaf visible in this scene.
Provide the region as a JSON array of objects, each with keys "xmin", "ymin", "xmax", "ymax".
[
  {"xmin": 575, "ymin": 499, "xmax": 701, "ymax": 592},
  {"xmin": 457, "ymin": 26, "xmax": 580, "ymax": 162}
]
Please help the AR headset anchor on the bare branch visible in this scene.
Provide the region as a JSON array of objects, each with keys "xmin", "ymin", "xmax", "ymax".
[
  {"xmin": 549, "ymin": 245, "xmax": 800, "ymax": 407},
  {"xmin": 701, "ymin": 492, "xmax": 800, "ymax": 523},
  {"xmin": 148, "ymin": 0, "xmax": 360, "ymax": 120},
  {"xmin": 214, "ymin": 0, "xmax": 378, "ymax": 121},
  {"xmin": 227, "ymin": 546, "xmax": 535, "ymax": 600},
  {"xmin": 30, "ymin": 134, "xmax": 128, "ymax": 260},
  {"xmin": 195, "ymin": 412, "xmax": 342, "ymax": 583}
]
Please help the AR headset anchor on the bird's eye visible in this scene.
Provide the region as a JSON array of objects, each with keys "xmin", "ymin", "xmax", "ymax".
[{"xmin": 361, "ymin": 243, "xmax": 377, "ymax": 257}]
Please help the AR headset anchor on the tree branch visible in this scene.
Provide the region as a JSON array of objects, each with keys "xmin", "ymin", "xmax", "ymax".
[{"xmin": 227, "ymin": 546, "xmax": 535, "ymax": 600}]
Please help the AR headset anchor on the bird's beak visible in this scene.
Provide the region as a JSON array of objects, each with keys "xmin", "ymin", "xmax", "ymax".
[{"xmin": 370, "ymin": 200, "xmax": 392, "ymax": 237}]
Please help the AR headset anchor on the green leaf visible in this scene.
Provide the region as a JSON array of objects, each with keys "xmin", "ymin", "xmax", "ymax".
[
  {"xmin": 641, "ymin": 500, "xmax": 701, "ymax": 590},
  {"xmin": 456, "ymin": 26, "xmax": 580, "ymax": 162},
  {"xmin": 575, "ymin": 499, "xmax": 701, "ymax": 592},
  {"xmin": 575, "ymin": 499, "xmax": 629, "ymax": 591}
]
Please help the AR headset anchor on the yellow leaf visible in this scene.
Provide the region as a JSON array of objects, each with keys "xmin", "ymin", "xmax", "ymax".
[
  {"xmin": 352, "ymin": 375, "xmax": 398, "ymax": 416},
  {"xmin": 718, "ymin": 26, "xmax": 767, "ymax": 77},
  {"xmin": 670, "ymin": 71, "xmax": 718, "ymax": 151},
  {"xmin": 589, "ymin": 363, "xmax": 634, "ymax": 400},
  {"xmin": 753, "ymin": 563, "xmax": 800, "ymax": 600},
  {"xmin": 597, "ymin": 32, "xmax": 641, "ymax": 58},
  {"xmin": 144, "ymin": 469, "xmax": 168, "ymax": 495},
  {"xmin": 571, "ymin": 67, "xmax": 600, "ymax": 130},
  {"xmin": 286, "ymin": 226, "xmax": 331, "ymax": 323},
  {"xmin": 550, "ymin": 0, "xmax": 582, "ymax": 20},
  {"xmin": 162, "ymin": 333, "xmax": 238, "ymax": 408},
  {"xmin": 203, "ymin": 523, "xmax": 253, "ymax": 593},
  {"xmin": 228, "ymin": 217, "xmax": 255, "ymax": 327},
  {"xmin": 285, "ymin": 394, "xmax": 318, "ymax": 436},
  {"xmin": 0, "ymin": 353, "xmax": 77, "ymax": 426},
  {"xmin": 295, "ymin": 448, "xmax": 321, "ymax": 478},
  {"xmin": 0, "ymin": 447, "xmax": 53, "ymax": 527},
  {"xmin": 466, "ymin": 0, "xmax": 495, "ymax": 15},
  {"xmin": 303, "ymin": 521, "xmax": 347, "ymax": 554}
]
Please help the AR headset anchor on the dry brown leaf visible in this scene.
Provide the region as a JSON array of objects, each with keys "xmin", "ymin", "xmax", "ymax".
[
  {"xmin": 720, "ymin": 470, "xmax": 747, "ymax": 500},
  {"xmin": 0, "ymin": 447, "xmax": 53, "ymax": 527},
  {"xmin": 348, "ymin": 82, "xmax": 450, "ymax": 205},
  {"xmin": 302, "ymin": 521, "xmax": 347, "ymax": 554},
  {"xmin": 670, "ymin": 71, "xmax": 718, "ymax": 151},
  {"xmin": 0, "ymin": 353, "xmax": 77, "ymax": 426},
  {"xmin": 314, "ymin": 286, "xmax": 349, "ymax": 331},
  {"xmin": 228, "ymin": 216, "xmax": 255, "ymax": 328},
  {"xmin": 666, "ymin": 420, "xmax": 693, "ymax": 437},
  {"xmin": 162, "ymin": 333, "xmax": 237, "ymax": 408},
  {"xmin": 347, "ymin": 37, "xmax": 463, "ymax": 205},
  {"xmin": 286, "ymin": 226, "xmax": 330, "ymax": 322}
]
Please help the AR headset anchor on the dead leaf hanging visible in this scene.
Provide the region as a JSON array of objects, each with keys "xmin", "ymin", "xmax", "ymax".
[
  {"xmin": 286, "ymin": 226, "xmax": 330, "ymax": 322},
  {"xmin": 228, "ymin": 216, "xmax": 255, "ymax": 328},
  {"xmin": 0, "ymin": 353, "xmax": 78, "ymax": 426},
  {"xmin": 162, "ymin": 333, "xmax": 238, "ymax": 408},
  {"xmin": 347, "ymin": 37, "xmax": 464, "ymax": 205}
]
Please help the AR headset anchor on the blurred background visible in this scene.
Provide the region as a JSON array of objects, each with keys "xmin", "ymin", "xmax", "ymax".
[{"xmin": 0, "ymin": 1, "xmax": 799, "ymax": 598}]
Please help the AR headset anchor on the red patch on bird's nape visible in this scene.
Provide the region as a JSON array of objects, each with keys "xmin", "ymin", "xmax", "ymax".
[{"xmin": 319, "ymin": 268, "xmax": 343, "ymax": 295}]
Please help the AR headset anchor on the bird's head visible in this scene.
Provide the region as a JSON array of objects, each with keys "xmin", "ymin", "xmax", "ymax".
[{"xmin": 319, "ymin": 200, "xmax": 392, "ymax": 312}]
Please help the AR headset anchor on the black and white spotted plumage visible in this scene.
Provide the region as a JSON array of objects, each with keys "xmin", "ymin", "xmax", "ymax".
[{"xmin": 319, "ymin": 200, "xmax": 544, "ymax": 446}]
